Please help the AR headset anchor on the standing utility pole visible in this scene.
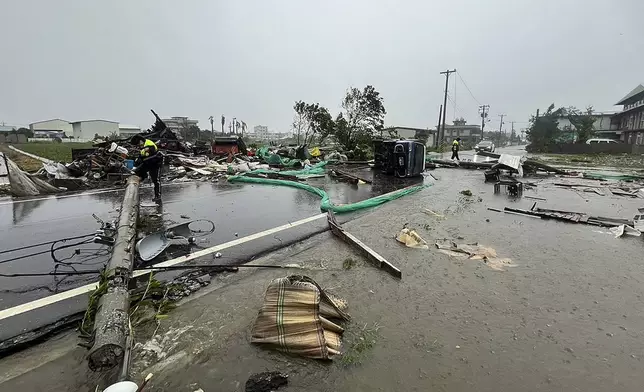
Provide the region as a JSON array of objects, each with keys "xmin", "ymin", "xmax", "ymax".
[
  {"xmin": 510, "ymin": 121, "xmax": 515, "ymax": 145},
  {"xmin": 232, "ymin": 117, "xmax": 237, "ymax": 134},
  {"xmin": 436, "ymin": 104, "xmax": 443, "ymax": 148},
  {"xmin": 498, "ymin": 114, "xmax": 505, "ymax": 146},
  {"xmin": 439, "ymin": 69, "xmax": 456, "ymax": 146},
  {"xmin": 478, "ymin": 104, "xmax": 489, "ymax": 142}
]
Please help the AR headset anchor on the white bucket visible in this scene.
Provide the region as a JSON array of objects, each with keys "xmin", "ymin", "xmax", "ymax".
[{"xmin": 103, "ymin": 381, "xmax": 139, "ymax": 392}]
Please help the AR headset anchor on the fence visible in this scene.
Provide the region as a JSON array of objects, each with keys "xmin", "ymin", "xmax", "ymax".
[
  {"xmin": 26, "ymin": 138, "xmax": 93, "ymax": 143},
  {"xmin": 0, "ymin": 134, "xmax": 28, "ymax": 143},
  {"xmin": 536, "ymin": 143, "xmax": 644, "ymax": 155}
]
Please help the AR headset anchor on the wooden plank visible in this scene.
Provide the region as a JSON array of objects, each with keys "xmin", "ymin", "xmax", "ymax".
[
  {"xmin": 327, "ymin": 211, "xmax": 401, "ymax": 279},
  {"xmin": 331, "ymin": 168, "xmax": 373, "ymax": 184}
]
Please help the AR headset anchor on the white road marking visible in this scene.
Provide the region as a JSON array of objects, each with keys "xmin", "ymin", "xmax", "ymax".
[{"xmin": 0, "ymin": 212, "xmax": 326, "ymax": 321}]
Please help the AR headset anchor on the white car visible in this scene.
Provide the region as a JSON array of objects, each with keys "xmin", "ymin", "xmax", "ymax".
[{"xmin": 586, "ymin": 138, "xmax": 618, "ymax": 144}]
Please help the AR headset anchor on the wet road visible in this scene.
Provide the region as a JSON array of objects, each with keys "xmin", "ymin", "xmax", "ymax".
[
  {"xmin": 0, "ymin": 173, "xmax": 422, "ymax": 343},
  {"xmin": 123, "ymin": 158, "xmax": 644, "ymax": 392}
]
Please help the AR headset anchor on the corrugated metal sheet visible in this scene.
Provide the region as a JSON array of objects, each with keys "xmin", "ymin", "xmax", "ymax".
[{"xmin": 0, "ymin": 153, "xmax": 9, "ymax": 186}]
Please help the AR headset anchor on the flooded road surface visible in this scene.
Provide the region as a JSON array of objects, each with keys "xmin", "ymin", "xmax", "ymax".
[
  {"xmin": 0, "ymin": 174, "xmax": 419, "ymax": 343},
  {"xmin": 118, "ymin": 165, "xmax": 644, "ymax": 392}
]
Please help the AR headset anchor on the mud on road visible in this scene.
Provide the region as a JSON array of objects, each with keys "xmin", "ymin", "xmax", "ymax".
[
  {"xmin": 2, "ymin": 161, "xmax": 644, "ymax": 392},
  {"xmin": 125, "ymin": 168, "xmax": 644, "ymax": 391}
]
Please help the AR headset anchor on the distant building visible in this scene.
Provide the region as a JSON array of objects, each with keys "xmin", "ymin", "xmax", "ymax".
[
  {"xmin": 555, "ymin": 112, "xmax": 619, "ymax": 141},
  {"xmin": 33, "ymin": 130, "xmax": 65, "ymax": 139},
  {"xmin": 383, "ymin": 126, "xmax": 437, "ymax": 147},
  {"xmin": 71, "ymin": 120, "xmax": 119, "ymax": 139},
  {"xmin": 253, "ymin": 125, "xmax": 269, "ymax": 140},
  {"xmin": 612, "ymin": 84, "xmax": 644, "ymax": 144},
  {"xmin": 0, "ymin": 125, "xmax": 16, "ymax": 133},
  {"xmin": 29, "ymin": 119, "xmax": 73, "ymax": 136},
  {"xmin": 162, "ymin": 117, "xmax": 199, "ymax": 132},
  {"xmin": 119, "ymin": 124, "xmax": 142, "ymax": 138},
  {"xmin": 436, "ymin": 122, "xmax": 481, "ymax": 145}
]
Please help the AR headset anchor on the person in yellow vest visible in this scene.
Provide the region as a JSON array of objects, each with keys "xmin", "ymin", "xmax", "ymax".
[
  {"xmin": 131, "ymin": 135, "xmax": 162, "ymax": 202},
  {"xmin": 451, "ymin": 138, "xmax": 461, "ymax": 161}
]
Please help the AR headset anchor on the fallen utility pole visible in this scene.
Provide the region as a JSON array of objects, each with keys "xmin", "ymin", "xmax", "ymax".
[
  {"xmin": 327, "ymin": 211, "xmax": 401, "ymax": 279},
  {"xmin": 88, "ymin": 175, "xmax": 140, "ymax": 371}
]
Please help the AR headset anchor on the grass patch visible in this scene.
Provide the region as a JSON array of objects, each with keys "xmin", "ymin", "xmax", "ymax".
[
  {"xmin": 0, "ymin": 144, "xmax": 43, "ymax": 172},
  {"xmin": 537, "ymin": 153, "xmax": 644, "ymax": 169},
  {"xmin": 342, "ymin": 257, "xmax": 357, "ymax": 270},
  {"xmin": 341, "ymin": 323, "xmax": 381, "ymax": 366},
  {"xmin": 10, "ymin": 142, "xmax": 95, "ymax": 163}
]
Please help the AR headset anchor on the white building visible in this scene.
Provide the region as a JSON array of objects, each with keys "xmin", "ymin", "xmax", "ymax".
[
  {"xmin": 253, "ymin": 125, "xmax": 269, "ymax": 140},
  {"xmin": 119, "ymin": 124, "xmax": 142, "ymax": 138},
  {"xmin": 162, "ymin": 117, "xmax": 199, "ymax": 132},
  {"xmin": 383, "ymin": 126, "xmax": 437, "ymax": 147},
  {"xmin": 29, "ymin": 119, "xmax": 73, "ymax": 136},
  {"xmin": 71, "ymin": 120, "xmax": 119, "ymax": 139}
]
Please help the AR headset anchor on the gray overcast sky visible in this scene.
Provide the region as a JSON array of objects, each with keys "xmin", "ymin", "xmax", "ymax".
[{"xmin": 2, "ymin": 0, "xmax": 643, "ymax": 133}]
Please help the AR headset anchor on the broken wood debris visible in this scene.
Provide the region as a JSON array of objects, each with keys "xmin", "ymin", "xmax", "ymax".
[
  {"xmin": 329, "ymin": 168, "xmax": 372, "ymax": 184},
  {"xmin": 327, "ymin": 211, "xmax": 401, "ymax": 278},
  {"xmin": 503, "ymin": 203, "xmax": 633, "ymax": 227}
]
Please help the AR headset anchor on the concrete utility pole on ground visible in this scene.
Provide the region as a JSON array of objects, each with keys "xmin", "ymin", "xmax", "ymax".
[
  {"xmin": 88, "ymin": 175, "xmax": 140, "ymax": 372},
  {"xmin": 478, "ymin": 104, "xmax": 489, "ymax": 141},
  {"xmin": 439, "ymin": 69, "xmax": 456, "ymax": 145}
]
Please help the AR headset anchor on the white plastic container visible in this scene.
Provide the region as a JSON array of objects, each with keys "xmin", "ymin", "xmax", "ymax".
[
  {"xmin": 109, "ymin": 142, "xmax": 129, "ymax": 155},
  {"xmin": 103, "ymin": 381, "xmax": 138, "ymax": 392}
]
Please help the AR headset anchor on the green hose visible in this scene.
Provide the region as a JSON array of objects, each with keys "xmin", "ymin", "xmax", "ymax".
[{"xmin": 228, "ymin": 171, "xmax": 428, "ymax": 214}]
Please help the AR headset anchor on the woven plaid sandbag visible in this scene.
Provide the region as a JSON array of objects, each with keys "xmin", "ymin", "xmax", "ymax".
[{"xmin": 251, "ymin": 275, "xmax": 349, "ymax": 359}]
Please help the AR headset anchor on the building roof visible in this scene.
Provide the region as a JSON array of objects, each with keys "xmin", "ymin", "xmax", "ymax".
[
  {"xmin": 439, "ymin": 124, "xmax": 481, "ymax": 129},
  {"xmin": 119, "ymin": 124, "xmax": 141, "ymax": 130},
  {"xmin": 616, "ymin": 84, "xmax": 644, "ymax": 105},
  {"xmin": 71, "ymin": 119, "xmax": 118, "ymax": 124},
  {"xmin": 30, "ymin": 118, "xmax": 70, "ymax": 125},
  {"xmin": 384, "ymin": 126, "xmax": 437, "ymax": 133}
]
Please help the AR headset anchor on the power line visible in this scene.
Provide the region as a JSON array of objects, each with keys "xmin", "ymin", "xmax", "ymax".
[{"xmin": 456, "ymin": 71, "xmax": 481, "ymax": 105}]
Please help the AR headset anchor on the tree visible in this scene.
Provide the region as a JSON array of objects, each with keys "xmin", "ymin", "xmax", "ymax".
[
  {"xmin": 565, "ymin": 106, "xmax": 596, "ymax": 143},
  {"xmin": 334, "ymin": 85, "xmax": 386, "ymax": 150},
  {"xmin": 292, "ymin": 101, "xmax": 307, "ymax": 144},
  {"xmin": 292, "ymin": 100, "xmax": 333, "ymax": 145},
  {"xmin": 14, "ymin": 127, "xmax": 33, "ymax": 138},
  {"xmin": 525, "ymin": 104, "xmax": 564, "ymax": 152}
]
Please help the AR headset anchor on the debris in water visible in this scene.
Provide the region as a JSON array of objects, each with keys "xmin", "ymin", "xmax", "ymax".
[
  {"xmin": 245, "ymin": 371, "xmax": 289, "ymax": 392},
  {"xmin": 434, "ymin": 240, "xmax": 516, "ymax": 271},
  {"xmin": 180, "ymin": 214, "xmax": 191, "ymax": 219},
  {"xmin": 343, "ymin": 258, "xmax": 357, "ymax": 270},
  {"xmin": 396, "ymin": 228, "xmax": 429, "ymax": 249},
  {"xmin": 423, "ymin": 209, "xmax": 445, "ymax": 219},
  {"xmin": 460, "ymin": 189, "xmax": 473, "ymax": 196},
  {"xmin": 609, "ymin": 224, "xmax": 641, "ymax": 238}
]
